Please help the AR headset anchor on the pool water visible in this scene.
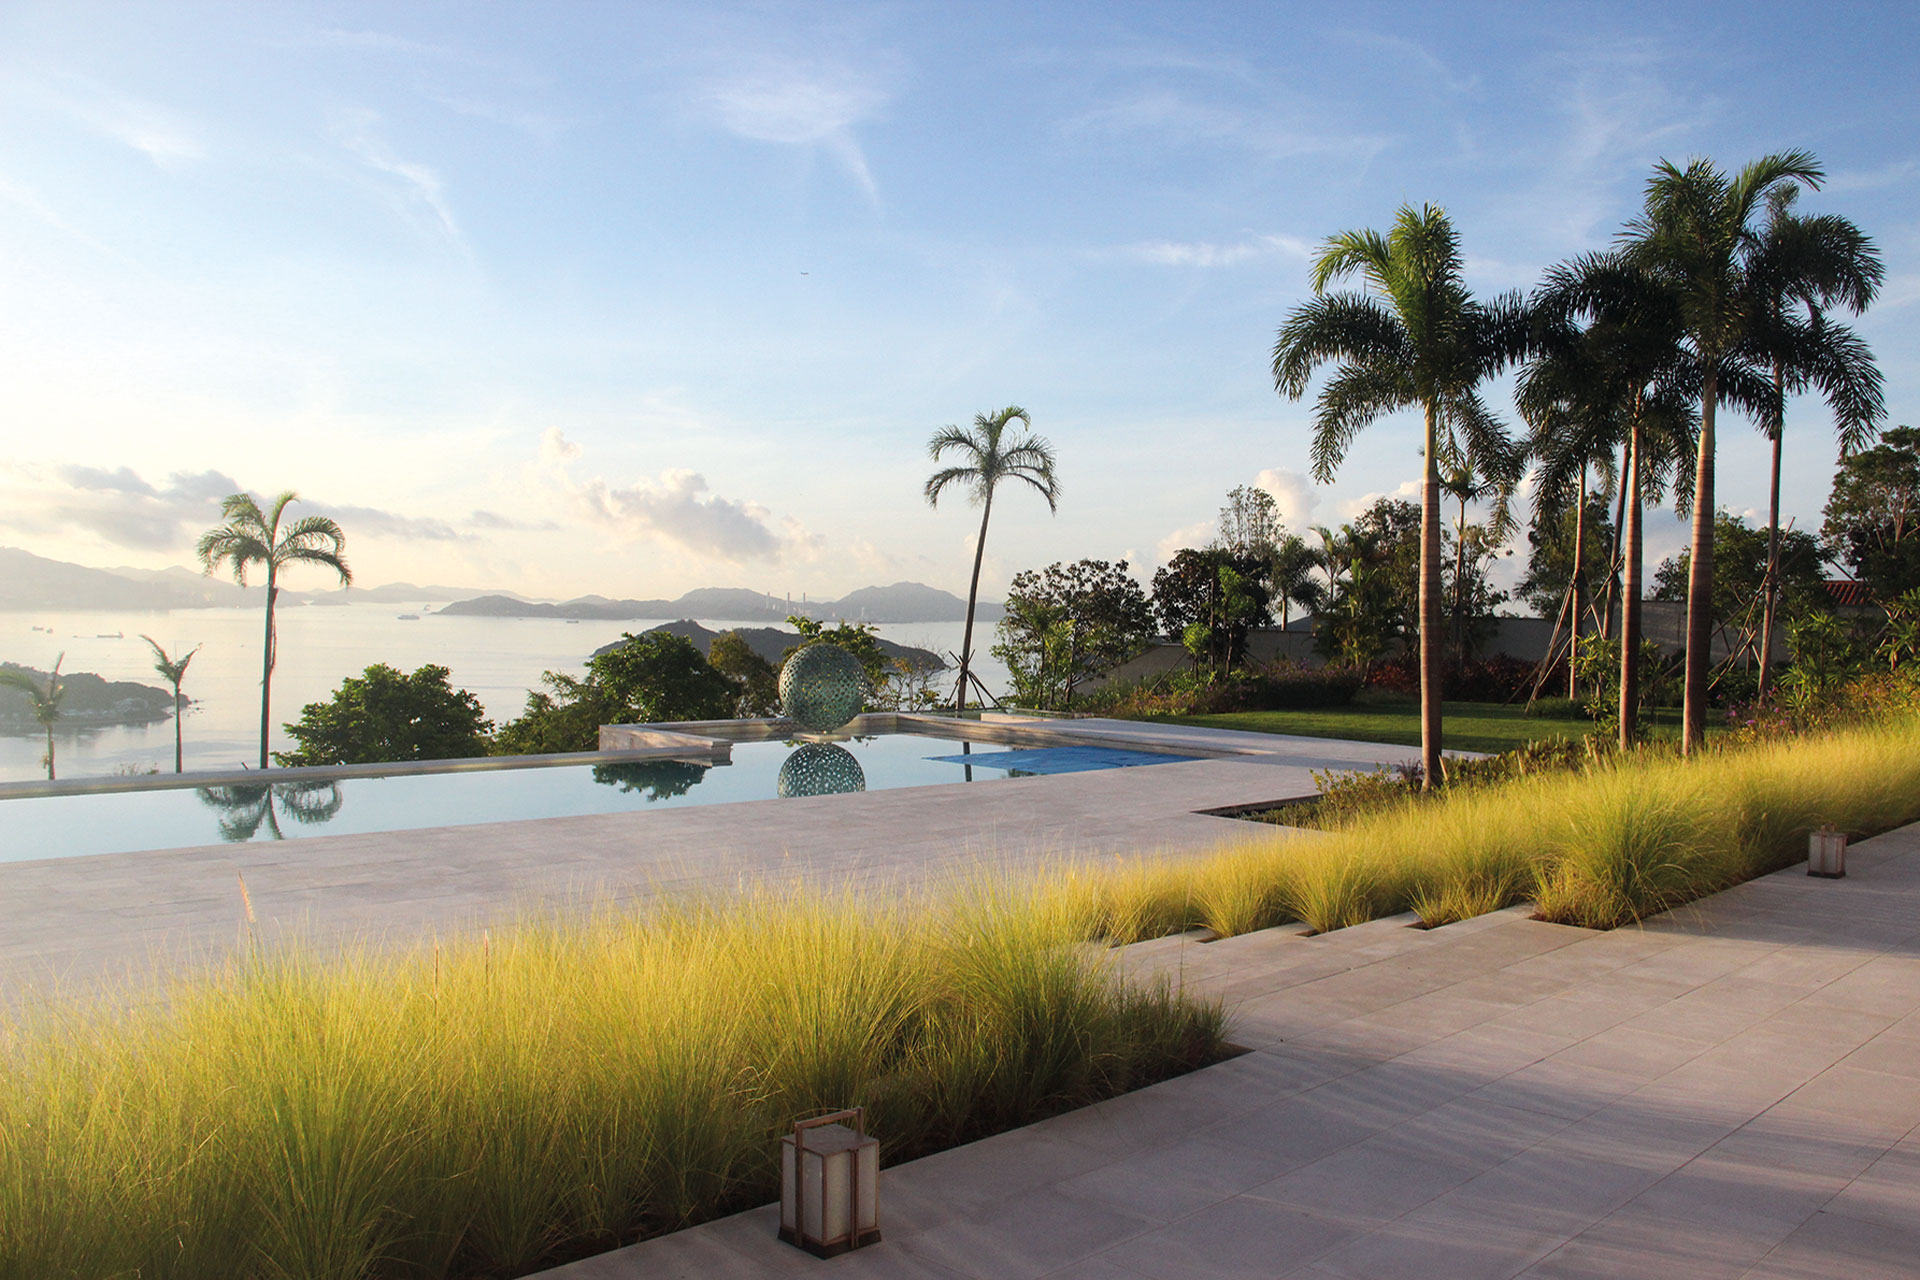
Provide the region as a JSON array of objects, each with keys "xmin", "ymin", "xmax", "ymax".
[{"xmin": 1, "ymin": 734, "xmax": 1199, "ymax": 861}]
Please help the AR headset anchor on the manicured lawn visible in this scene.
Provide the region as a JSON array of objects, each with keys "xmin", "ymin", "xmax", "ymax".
[{"xmin": 1137, "ymin": 693, "xmax": 1679, "ymax": 754}]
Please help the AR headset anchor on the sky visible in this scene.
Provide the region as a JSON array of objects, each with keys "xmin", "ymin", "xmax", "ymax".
[{"xmin": 0, "ymin": 0, "xmax": 1915, "ymax": 606}]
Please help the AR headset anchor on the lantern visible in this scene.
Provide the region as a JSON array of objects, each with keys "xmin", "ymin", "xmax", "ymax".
[
  {"xmin": 779, "ymin": 1108, "xmax": 880, "ymax": 1258},
  {"xmin": 1809, "ymin": 826, "xmax": 1847, "ymax": 879}
]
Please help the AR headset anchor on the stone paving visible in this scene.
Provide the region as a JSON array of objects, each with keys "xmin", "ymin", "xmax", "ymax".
[
  {"xmin": 539, "ymin": 822, "xmax": 1920, "ymax": 1280},
  {"xmin": 0, "ymin": 719, "xmax": 1415, "ymax": 997}
]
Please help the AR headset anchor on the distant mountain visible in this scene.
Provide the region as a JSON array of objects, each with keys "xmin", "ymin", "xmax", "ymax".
[
  {"xmin": 592, "ymin": 622, "xmax": 944, "ymax": 672},
  {"xmin": 0, "ymin": 548, "xmax": 516, "ymax": 613},
  {"xmin": 439, "ymin": 581, "xmax": 998, "ymax": 625}
]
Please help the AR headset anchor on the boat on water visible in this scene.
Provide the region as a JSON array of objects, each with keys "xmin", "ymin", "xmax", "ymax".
[{"xmin": 397, "ymin": 614, "xmax": 421, "ymax": 621}]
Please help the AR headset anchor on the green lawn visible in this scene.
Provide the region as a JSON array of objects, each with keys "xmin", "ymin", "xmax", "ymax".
[{"xmin": 1138, "ymin": 693, "xmax": 1679, "ymax": 754}]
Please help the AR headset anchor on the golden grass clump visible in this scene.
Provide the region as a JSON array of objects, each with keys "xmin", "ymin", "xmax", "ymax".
[{"xmin": 0, "ymin": 889, "xmax": 1227, "ymax": 1280}]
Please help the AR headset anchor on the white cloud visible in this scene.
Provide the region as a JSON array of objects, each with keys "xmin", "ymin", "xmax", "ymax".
[
  {"xmin": 538, "ymin": 430, "xmax": 800, "ymax": 563},
  {"xmin": 1255, "ymin": 468, "xmax": 1319, "ymax": 531},
  {"xmin": 1155, "ymin": 518, "xmax": 1215, "ymax": 565},
  {"xmin": 1335, "ymin": 478, "xmax": 1424, "ymax": 522},
  {"xmin": 1062, "ymin": 86, "xmax": 1388, "ymax": 164}
]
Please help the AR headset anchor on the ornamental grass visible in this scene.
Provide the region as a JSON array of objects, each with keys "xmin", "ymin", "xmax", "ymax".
[{"xmin": 0, "ymin": 889, "xmax": 1225, "ymax": 1280}]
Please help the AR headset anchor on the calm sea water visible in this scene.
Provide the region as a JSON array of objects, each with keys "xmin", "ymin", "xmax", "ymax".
[{"xmin": 0, "ymin": 605, "xmax": 1008, "ymax": 783}]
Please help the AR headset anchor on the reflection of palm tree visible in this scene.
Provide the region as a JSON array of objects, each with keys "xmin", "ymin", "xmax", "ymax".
[
  {"xmin": 0, "ymin": 655, "xmax": 66, "ymax": 781},
  {"xmin": 196, "ymin": 781, "xmax": 344, "ymax": 842},
  {"xmin": 140, "ymin": 635, "xmax": 201, "ymax": 773},
  {"xmin": 925, "ymin": 406, "xmax": 1060, "ymax": 714},
  {"xmin": 590, "ymin": 760, "xmax": 710, "ymax": 801},
  {"xmin": 197, "ymin": 492, "xmax": 352, "ymax": 769}
]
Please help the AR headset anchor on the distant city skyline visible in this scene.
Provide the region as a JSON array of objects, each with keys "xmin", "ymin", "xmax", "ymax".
[{"xmin": 1, "ymin": 1, "xmax": 1914, "ymax": 604}]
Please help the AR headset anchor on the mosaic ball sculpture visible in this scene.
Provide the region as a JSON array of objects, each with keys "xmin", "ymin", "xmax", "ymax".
[
  {"xmin": 778, "ymin": 642, "xmax": 867, "ymax": 732},
  {"xmin": 776, "ymin": 742, "xmax": 867, "ymax": 798}
]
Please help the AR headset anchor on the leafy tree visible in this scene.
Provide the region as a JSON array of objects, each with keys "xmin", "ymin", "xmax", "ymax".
[
  {"xmin": 925, "ymin": 406, "xmax": 1060, "ymax": 713},
  {"xmin": 1312, "ymin": 500, "xmax": 1422, "ymax": 671},
  {"xmin": 1746, "ymin": 186, "xmax": 1884, "ymax": 693},
  {"xmin": 276, "ymin": 663, "xmax": 492, "ymax": 767},
  {"xmin": 1215, "ymin": 485, "xmax": 1284, "ymax": 559},
  {"xmin": 1823, "ymin": 425, "xmax": 1920, "ymax": 599},
  {"xmin": 1152, "ymin": 548, "xmax": 1271, "ymax": 674},
  {"xmin": 496, "ymin": 632, "xmax": 737, "ymax": 754},
  {"xmin": 1517, "ymin": 495, "xmax": 1617, "ymax": 621},
  {"xmin": 197, "ymin": 491, "xmax": 352, "ymax": 768},
  {"xmin": 140, "ymin": 635, "xmax": 201, "ymax": 774},
  {"xmin": 1273, "ymin": 203, "xmax": 1527, "ymax": 786},
  {"xmin": 1622, "ymin": 150, "xmax": 1824, "ymax": 751},
  {"xmin": 1652, "ymin": 512, "xmax": 1830, "ymax": 664},
  {"xmin": 993, "ymin": 559, "xmax": 1155, "ymax": 709},
  {"xmin": 783, "ymin": 615, "xmax": 890, "ymax": 691},
  {"xmin": 0, "ymin": 655, "xmax": 65, "ymax": 781},
  {"xmin": 709, "ymin": 630, "xmax": 779, "ymax": 717}
]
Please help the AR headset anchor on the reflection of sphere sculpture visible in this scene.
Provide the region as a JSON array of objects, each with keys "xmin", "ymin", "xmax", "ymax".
[
  {"xmin": 779, "ymin": 643, "xmax": 867, "ymax": 731},
  {"xmin": 777, "ymin": 743, "xmax": 867, "ymax": 798}
]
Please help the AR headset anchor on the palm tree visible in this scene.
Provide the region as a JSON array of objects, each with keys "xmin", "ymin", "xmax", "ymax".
[
  {"xmin": 1438, "ymin": 463, "xmax": 1511, "ymax": 664},
  {"xmin": 1273, "ymin": 204, "xmax": 1527, "ymax": 786},
  {"xmin": 140, "ymin": 635, "xmax": 202, "ymax": 773},
  {"xmin": 198, "ymin": 492, "xmax": 352, "ymax": 768},
  {"xmin": 1747, "ymin": 188, "xmax": 1884, "ymax": 695},
  {"xmin": 924, "ymin": 407, "xmax": 1059, "ymax": 714},
  {"xmin": 1623, "ymin": 151, "xmax": 1824, "ymax": 752},
  {"xmin": 1526, "ymin": 250, "xmax": 1698, "ymax": 747},
  {"xmin": 0, "ymin": 655, "xmax": 66, "ymax": 781},
  {"xmin": 1267, "ymin": 534, "xmax": 1326, "ymax": 629}
]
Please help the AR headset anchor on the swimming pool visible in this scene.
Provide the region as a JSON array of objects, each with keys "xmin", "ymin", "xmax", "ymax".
[{"xmin": 0, "ymin": 733, "xmax": 1199, "ymax": 861}]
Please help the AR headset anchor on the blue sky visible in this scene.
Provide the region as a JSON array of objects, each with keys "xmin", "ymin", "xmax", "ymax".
[{"xmin": 1, "ymin": 1, "xmax": 1914, "ymax": 603}]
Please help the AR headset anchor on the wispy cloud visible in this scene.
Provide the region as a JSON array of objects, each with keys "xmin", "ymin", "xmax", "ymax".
[
  {"xmin": 1825, "ymin": 158, "xmax": 1919, "ymax": 195},
  {"xmin": 1122, "ymin": 233, "xmax": 1313, "ymax": 268},
  {"xmin": 699, "ymin": 59, "xmax": 889, "ymax": 202},
  {"xmin": 1337, "ymin": 32, "xmax": 1481, "ymax": 96},
  {"xmin": 6, "ymin": 73, "xmax": 204, "ymax": 168},
  {"xmin": 1060, "ymin": 82, "xmax": 1389, "ymax": 165},
  {"xmin": 326, "ymin": 505, "xmax": 468, "ymax": 542},
  {"xmin": 330, "ymin": 107, "xmax": 465, "ymax": 249}
]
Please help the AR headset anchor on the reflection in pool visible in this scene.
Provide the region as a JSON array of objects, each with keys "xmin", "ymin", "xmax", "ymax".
[{"xmin": 3, "ymin": 733, "xmax": 1201, "ymax": 861}]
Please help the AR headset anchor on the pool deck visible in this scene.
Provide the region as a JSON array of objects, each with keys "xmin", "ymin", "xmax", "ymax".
[
  {"xmin": 0, "ymin": 717, "xmax": 1417, "ymax": 997},
  {"xmin": 538, "ymin": 819, "xmax": 1920, "ymax": 1280}
]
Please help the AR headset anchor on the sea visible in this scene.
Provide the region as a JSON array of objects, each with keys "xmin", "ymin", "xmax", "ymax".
[{"xmin": 0, "ymin": 604, "xmax": 1009, "ymax": 784}]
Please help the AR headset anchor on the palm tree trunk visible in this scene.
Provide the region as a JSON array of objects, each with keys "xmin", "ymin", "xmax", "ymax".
[
  {"xmin": 260, "ymin": 571, "xmax": 278, "ymax": 768},
  {"xmin": 955, "ymin": 493, "xmax": 994, "ymax": 715},
  {"xmin": 1452, "ymin": 496, "xmax": 1467, "ymax": 663},
  {"xmin": 1600, "ymin": 442, "xmax": 1629, "ymax": 641},
  {"xmin": 174, "ymin": 684, "xmax": 184, "ymax": 773},
  {"xmin": 1420, "ymin": 403, "xmax": 1443, "ymax": 789},
  {"xmin": 1619, "ymin": 418, "xmax": 1644, "ymax": 750},
  {"xmin": 1569, "ymin": 464, "xmax": 1588, "ymax": 701},
  {"xmin": 44, "ymin": 723, "xmax": 55, "ymax": 782},
  {"xmin": 1758, "ymin": 365, "xmax": 1785, "ymax": 698},
  {"xmin": 1683, "ymin": 375, "xmax": 1718, "ymax": 754}
]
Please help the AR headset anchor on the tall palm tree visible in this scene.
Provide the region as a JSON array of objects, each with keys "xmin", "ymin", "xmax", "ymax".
[
  {"xmin": 1273, "ymin": 204, "xmax": 1527, "ymax": 786},
  {"xmin": 925, "ymin": 407, "xmax": 1059, "ymax": 714},
  {"xmin": 140, "ymin": 635, "xmax": 202, "ymax": 773},
  {"xmin": 0, "ymin": 655, "xmax": 66, "ymax": 781},
  {"xmin": 1267, "ymin": 533, "xmax": 1326, "ymax": 629},
  {"xmin": 1526, "ymin": 250, "xmax": 1698, "ymax": 747},
  {"xmin": 198, "ymin": 492, "xmax": 351, "ymax": 768},
  {"xmin": 1747, "ymin": 188, "xmax": 1884, "ymax": 695},
  {"xmin": 1623, "ymin": 151, "xmax": 1823, "ymax": 752}
]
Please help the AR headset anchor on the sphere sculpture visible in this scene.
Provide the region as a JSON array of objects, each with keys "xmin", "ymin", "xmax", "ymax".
[
  {"xmin": 779, "ymin": 642, "xmax": 867, "ymax": 732},
  {"xmin": 777, "ymin": 742, "xmax": 867, "ymax": 798}
]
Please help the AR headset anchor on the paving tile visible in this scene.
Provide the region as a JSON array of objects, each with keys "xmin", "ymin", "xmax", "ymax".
[
  {"xmin": 1815, "ymin": 1143, "xmax": 1920, "ymax": 1231},
  {"xmin": 893, "ymin": 1186, "xmax": 1155, "ymax": 1280},
  {"xmin": 1115, "ymin": 1196, "xmax": 1359, "ymax": 1280},
  {"xmin": 1738, "ymin": 1209, "xmax": 1920, "ymax": 1279}
]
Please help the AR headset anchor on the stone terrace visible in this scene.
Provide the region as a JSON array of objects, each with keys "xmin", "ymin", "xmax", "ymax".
[{"xmin": 541, "ymin": 821, "xmax": 1920, "ymax": 1280}]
